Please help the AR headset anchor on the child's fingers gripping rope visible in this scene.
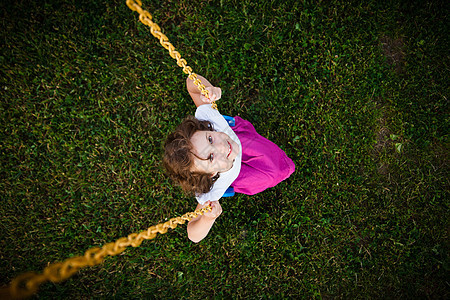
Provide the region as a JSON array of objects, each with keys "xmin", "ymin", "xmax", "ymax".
[
  {"xmin": 202, "ymin": 201, "xmax": 222, "ymax": 219},
  {"xmin": 200, "ymin": 86, "xmax": 222, "ymax": 104}
]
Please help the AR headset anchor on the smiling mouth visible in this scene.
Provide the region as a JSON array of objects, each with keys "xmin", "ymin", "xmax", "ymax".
[{"xmin": 227, "ymin": 141, "xmax": 232, "ymax": 158}]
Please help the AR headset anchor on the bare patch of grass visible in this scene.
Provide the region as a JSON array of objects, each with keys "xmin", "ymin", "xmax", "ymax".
[{"xmin": 380, "ymin": 36, "xmax": 406, "ymax": 74}]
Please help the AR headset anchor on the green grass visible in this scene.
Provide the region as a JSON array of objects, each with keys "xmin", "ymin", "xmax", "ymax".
[{"xmin": 1, "ymin": 0, "xmax": 448, "ymax": 298}]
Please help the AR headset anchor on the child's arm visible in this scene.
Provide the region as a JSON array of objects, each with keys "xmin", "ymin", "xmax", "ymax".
[
  {"xmin": 187, "ymin": 200, "xmax": 222, "ymax": 243},
  {"xmin": 186, "ymin": 75, "xmax": 222, "ymax": 108}
]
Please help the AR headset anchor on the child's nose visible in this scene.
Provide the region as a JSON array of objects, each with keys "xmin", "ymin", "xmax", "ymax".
[
  {"xmin": 221, "ymin": 141, "xmax": 229, "ymax": 154},
  {"xmin": 215, "ymin": 141, "xmax": 228, "ymax": 157}
]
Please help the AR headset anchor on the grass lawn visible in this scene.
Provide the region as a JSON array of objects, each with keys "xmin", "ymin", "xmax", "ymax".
[{"xmin": 1, "ymin": 0, "xmax": 448, "ymax": 298}]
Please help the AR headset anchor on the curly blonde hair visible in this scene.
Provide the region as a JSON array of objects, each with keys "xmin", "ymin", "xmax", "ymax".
[{"xmin": 163, "ymin": 116, "xmax": 220, "ymax": 195}]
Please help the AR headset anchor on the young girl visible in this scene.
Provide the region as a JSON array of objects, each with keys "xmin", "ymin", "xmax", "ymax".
[{"xmin": 164, "ymin": 75, "xmax": 295, "ymax": 242}]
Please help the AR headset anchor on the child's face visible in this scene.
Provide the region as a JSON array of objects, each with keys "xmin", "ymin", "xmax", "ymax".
[{"xmin": 190, "ymin": 130, "xmax": 239, "ymax": 176}]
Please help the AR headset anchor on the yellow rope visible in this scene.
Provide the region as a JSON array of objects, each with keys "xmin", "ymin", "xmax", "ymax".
[
  {"xmin": 126, "ymin": 0, "xmax": 218, "ymax": 110},
  {"xmin": 1, "ymin": 206, "xmax": 211, "ymax": 299}
]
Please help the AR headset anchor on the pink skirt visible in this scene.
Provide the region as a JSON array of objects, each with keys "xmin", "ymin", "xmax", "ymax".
[{"xmin": 231, "ymin": 116, "xmax": 295, "ymax": 195}]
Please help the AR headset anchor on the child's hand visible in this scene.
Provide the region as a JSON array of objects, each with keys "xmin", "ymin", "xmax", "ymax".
[
  {"xmin": 200, "ymin": 86, "xmax": 222, "ymax": 104},
  {"xmin": 202, "ymin": 200, "xmax": 222, "ymax": 219}
]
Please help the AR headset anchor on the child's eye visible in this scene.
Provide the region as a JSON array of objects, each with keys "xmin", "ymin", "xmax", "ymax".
[
  {"xmin": 208, "ymin": 136, "xmax": 213, "ymax": 144},
  {"xmin": 209, "ymin": 153, "xmax": 214, "ymax": 162}
]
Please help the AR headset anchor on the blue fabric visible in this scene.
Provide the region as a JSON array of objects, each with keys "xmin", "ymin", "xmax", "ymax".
[
  {"xmin": 222, "ymin": 186, "xmax": 235, "ymax": 197},
  {"xmin": 222, "ymin": 115, "xmax": 235, "ymax": 127}
]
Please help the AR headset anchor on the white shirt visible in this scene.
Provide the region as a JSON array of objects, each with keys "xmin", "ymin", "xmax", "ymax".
[{"xmin": 194, "ymin": 104, "xmax": 242, "ymax": 204}]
